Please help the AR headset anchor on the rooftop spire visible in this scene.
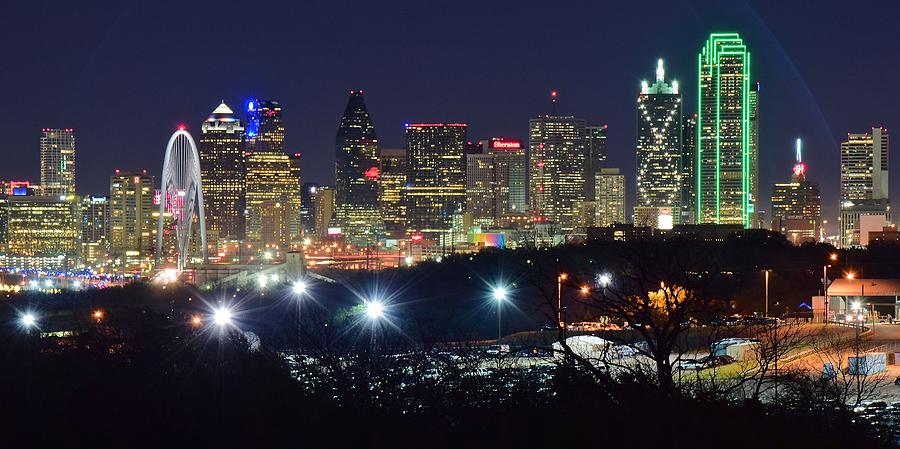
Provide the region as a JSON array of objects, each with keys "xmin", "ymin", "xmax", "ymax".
[
  {"xmin": 792, "ymin": 138, "xmax": 806, "ymax": 180},
  {"xmin": 550, "ymin": 90, "xmax": 558, "ymax": 115},
  {"xmin": 656, "ymin": 58, "xmax": 665, "ymax": 82}
]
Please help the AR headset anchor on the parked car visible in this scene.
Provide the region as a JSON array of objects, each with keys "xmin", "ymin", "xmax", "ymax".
[
  {"xmin": 678, "ymin": 355, "xmax": 735, "ymax": 370},
  {"xmin": 704, "ymin": 355, "xmax": 736, "ymax": 368},
  {"xmin": 710, "ymin": 315, "xmax": 743, "ymax": 327},
  {"xmin": 678, "ymin": 358, "xmax": 706, "ymax": 370}
]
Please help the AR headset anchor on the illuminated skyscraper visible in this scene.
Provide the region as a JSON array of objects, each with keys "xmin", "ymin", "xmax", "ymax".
[
  {"xmin": 82, "ymin": 195, "xmax": 109, "ymax": 244},
  {"xmin": 529, "ymin": 92, "xmax": 587, "ymax": 232},
  {"xmin": 288, "ymin": 152, "xmax": 303, "ymax": 243},
  {"xmin": 595, "ymin": 168, "xmax": 626, "ymax": 226},
  {"xmin": 40, "ymin": 128, "xmax": 76, "ymax": 196},
  {"xmin": 109, "ymin": 171, "xmax": 156, "ymax": 271},
  {"xmin": 404, "ymin": 123, "xmax": 467, "ymax": 241},
  {"xmin": 466, "ymin": 152, "xmax": 495, "ymax": 227},
  {"xmin": 680, "ymin": 113, "xmax": 697, "ymax": 224},
  {"xmin": 245, "ymin": 99, "xmax": 284, "ymax": 153},
  {"xmin": 487, "ymin": 138, "xmax": 527, "ymax": 219},
  {"xmin": 585, "ymin": 125, "xmax": 608, "ymax": 200},
  {"xmin": 771, "ymin": 139, "xmax": 821, "ymax": 245},
  {"xmin": 313, "ymin": 186, "xmax": 336, "ymax": 237},
  {"xmin": 378, "ymin": 149, "xmax": 407, "ymax": 239},
  {"xmin": 465, "ymin": 138, "xmax": 527, "ymax": 228},
  {"xmin": 697, "ymin": 33, "xmax": 755, "ymax": 226},
  {"xmin": 840, "ymin": 127, "xmax": 890, "ymax": 247},
  {"xmin": 82, "ymin": 195, "xmax": 110, "ymax": 268},
  {"xmin": 199, "ymin": 102, "xmax": 246, "ymax": 244},
  {"xmin": 243, "ymin": 98, "xmax": 300, "ymax": 254},
  {"xmin": 635, "ymin": 59, "xmax": 682, "ymax": 229},
  {"xmin": 334, "ymin": 90, "xmax": 384, "ymax": 245},
  {"xmin": 245, "ymin": 151, "xmax": 299, "ymax": 252},
  {"xmin": 3, "ymin": 194, "xmax": 80, "ymax": 270},
  {"xmin": 841, "ymin": 127, "xmax": 889, "ymax": 202},
  {"xmin": 749, "ymin": 82, "xmax": 761, "ymax": 226}
]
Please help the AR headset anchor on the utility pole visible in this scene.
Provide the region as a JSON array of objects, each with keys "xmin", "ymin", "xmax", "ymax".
[
  {"xmin": 765, "ymin": 270, "xmax": 770, "ymax": 317},
  {"xmin": 823, "ymin": 264, "xmax": 829, "ymax": 323}
]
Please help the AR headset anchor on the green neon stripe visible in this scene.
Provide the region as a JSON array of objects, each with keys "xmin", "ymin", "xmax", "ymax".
[
  {"xmin": 696, "ymin": 50, "xmax": 702, "ymax": 223},
  {"xmin": 714, "ymin": 48, "xmax": 721, "ymax": 224}
]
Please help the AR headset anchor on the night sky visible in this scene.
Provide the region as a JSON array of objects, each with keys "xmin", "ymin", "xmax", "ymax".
[{"xmin": 2, "ymin": 0, "xmax": 897, "ymax": 226}]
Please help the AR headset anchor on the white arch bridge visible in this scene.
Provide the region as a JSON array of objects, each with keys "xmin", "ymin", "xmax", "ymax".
[{"xmin": 156, "ymin": 128, "xmax": 207, "ymax": 271}]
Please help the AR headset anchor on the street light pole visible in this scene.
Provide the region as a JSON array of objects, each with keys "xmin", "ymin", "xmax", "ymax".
[
  {"xmin": 823, "ymin": 264, "xmax": 829, "ymax": 324},
  {"xmin": 498, "ymin": 302, "xmax": 502, "ymax": 344},
  {"xmin": 557, "ymin": 273, "xmax": 567, "ymax": 329},
  {"xmin": 765, "ymin": 270, "xmax": 769, "ymax": 317},
  {"xmin": 493, "ymin": 287, "xmax": 508, "ymax": 344}
]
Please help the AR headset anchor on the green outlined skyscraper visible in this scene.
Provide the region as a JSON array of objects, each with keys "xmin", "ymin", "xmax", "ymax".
[{"xmin": 696, "ymin": 33, "xmax": 754, "ymax": 226}]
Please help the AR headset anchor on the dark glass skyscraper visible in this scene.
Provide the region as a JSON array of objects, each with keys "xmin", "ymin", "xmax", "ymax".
[
  {"xmin": 300, "ymin": 182, "xmax": 320, "ymax": 238},
  {"xmin": 334, "ymin": 90, "xmax": 384, "ymax": 245},
  {"xmin": 680, "ymin": 113, "xmax": 697, "ymax": 224},
  {"xmin": 584, "ymin": 125, "xmax": 608, "ymax": 200},
  {"xmin": 199, "ymin": 102, "xmax": 245, "ymax": 243}
]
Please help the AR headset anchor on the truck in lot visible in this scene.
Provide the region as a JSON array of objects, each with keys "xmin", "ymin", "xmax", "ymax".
[{"xmin": 711, "ymin": 338, "xmax": 759, "ymax": 362}]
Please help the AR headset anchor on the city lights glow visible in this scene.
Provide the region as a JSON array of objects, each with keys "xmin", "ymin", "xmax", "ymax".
[
  {"xmin": 213, "ymin": 307, "xmax": 233, "ymax": 326},
  {"xmin": 492, "ymin": 286, "xmax": 507, "ymax": 302},
  {"xmin": 365, "ymin": 300, "xmax": 384, "ymax": 319},
  {"xmin": 292, "ymin": 280, "xmax": 307, "ymax": 295},
  {"xmin": 597, "ymin": 273, "xmax": 612, "ymax": 287},
  {"xmin": 20, "ymin": 313, "xmax": 37, "ymax": 328}
]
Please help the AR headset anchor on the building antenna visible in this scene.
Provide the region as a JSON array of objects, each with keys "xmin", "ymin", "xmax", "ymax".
[
  {"xmin": 550, "ymin": 90, "xmax": 558, "ymax": 116},
  {"xmin": 795, "ymin": 138, "xmax": 802, "ymax": 163}
]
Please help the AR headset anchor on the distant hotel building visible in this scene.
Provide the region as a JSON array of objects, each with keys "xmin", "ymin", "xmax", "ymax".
[
  {"xmin": 697, "ymin": 33, "xmax": 758, "ymax": 227},
  {"xmin": 596, "ymin": 168, "xmax": 626, "ymax": 226},
  {"xmin": 840, "ymin": 127, "xmax": 890, "ymax": 247},
  {"xmin": 489, "ymin": 138, "xmax": 527, "ymax": 220},
  {"xmin": 466, "ymin": 138, "xmax": 527, "ymax": 229},
  {"xmin": 199, "ymin": 102, "xmax": 246, "ymax": 245},
  {"xmin": 334, "ymin": 90, "xmax": 384, "ymax": 245},
  {"xmin": 771, "ymin": 139, "xmax": 821, "ymax": 245},
  {"xmin": 529, "ymin": 92, "xmax": 586, "ymax": 232},
  {"xmin": 378, "ymin": 149, "xmax": 407, "ymax": 239},
  {"xmin": 109, "ymin": 171, "xmax": 156, "ymax": 271},
  {"xmin": 635, "ymin": 59, "xmax": 682, "ymax": 229},
  {"xmin": 40, "ymin": 128, "xmax": 76, "ymax": 197},
  {"xmin": 404, "ymin": 123, "xmax": 467, "ymax": 242}
]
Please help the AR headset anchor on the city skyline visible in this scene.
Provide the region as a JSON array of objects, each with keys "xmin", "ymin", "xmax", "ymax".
[{"xmin": 2, "ymin": 2, "xmax": 899, "ymax": 227}]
